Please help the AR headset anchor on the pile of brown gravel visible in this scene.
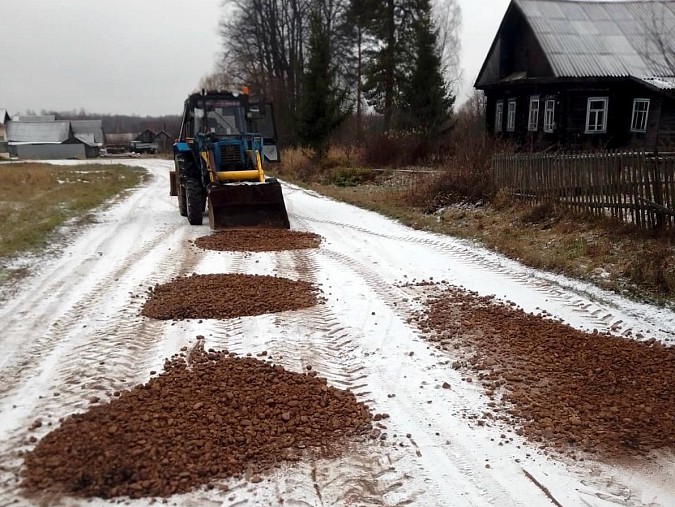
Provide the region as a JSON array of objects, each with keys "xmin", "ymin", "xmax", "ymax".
[
  {"xmin": 141, "ymin": 274, "xmax": 320, "ymax": 320},
  {"xmin": 21, "ymin": 344, "xmax": 372, "ymax": 499},
  {"xmin": 414, "ymin": 285, "xmax": 675, "ymax": 458},
  {"xmin": 193, "ymin": 229, "xmax": 322, "ymax": 252}
]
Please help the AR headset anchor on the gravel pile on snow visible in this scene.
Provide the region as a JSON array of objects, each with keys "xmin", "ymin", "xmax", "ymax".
[
  {"xmin": 21, "ymin": 344, "xmax": 372, "ymax": 499},
  {"xmin": 415, "ymin": 285, "xmax": 675, "ymax": 458},
  {"xmin": 193, "ymin": 229, "xmax": 322, "ymax": 252},
  {"xmin": 141, "ymin": 274, "xmax": 320, "ymax": 320}
]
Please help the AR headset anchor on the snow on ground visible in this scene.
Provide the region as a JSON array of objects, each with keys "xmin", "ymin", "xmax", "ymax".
[{"xmin": 0, "ymin": 159, "xmax": 673, "ymax": 506}]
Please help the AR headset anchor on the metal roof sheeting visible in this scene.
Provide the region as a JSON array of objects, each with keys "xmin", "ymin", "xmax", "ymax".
[
  {"xmin": 71, "ymin": 120, "xmax": 104, "ymax": 145},
  {"xmin": 515, "ymin": 0, "xmax": 675, "ymax": 80},
  {"xmin": 13, "ymin": 115, "xmax": 56, "ymax": 122},
  {"xmin": 6, "ymin": 121, "xmax": 71, "ymax": 143}
]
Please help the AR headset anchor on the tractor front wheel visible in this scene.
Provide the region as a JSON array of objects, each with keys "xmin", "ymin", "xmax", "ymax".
[{"xmin": 185, "ymin": 178, "xmax": 205, "ymax": 225}]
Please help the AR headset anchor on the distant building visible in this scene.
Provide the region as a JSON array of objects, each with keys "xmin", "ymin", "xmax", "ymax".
[
  {"xmin": 104, "ymin": 129, "xmax": 172, "ymax": 154},
  {"xmin": 152, "ymin": 130, "xmax": 172, "ymax": 153},
  {"xmin": 475, "ymin": 0, "xmax": 675, "ymax": 151},
  {"xmin": 104, "ymin": 133, "xmax": 135, "ymax": 154},
  {"xmin": 0, "ymin": 109, "xmax": 10, "ymax": 154},
  {"xmin": 130, "ymin": 129, "xmax": 159, "ymax": 153},
  {"xmin": 6, "ymin": 119, "xmax": 99, "ymax": 159}
]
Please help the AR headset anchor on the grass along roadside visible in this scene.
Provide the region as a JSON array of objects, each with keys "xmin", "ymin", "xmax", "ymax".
[
  {"xmin": 287, "ymin": 175, "xmax": 675, "ymax": 306},
  {"xmin": 0, "ymin": 163, "xmax": 146, "ymax": 270}
]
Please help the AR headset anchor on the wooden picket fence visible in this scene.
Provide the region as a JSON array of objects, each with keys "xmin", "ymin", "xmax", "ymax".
[{"xmin": 492, "ymin": 151, "xmax": 675, "ymax": 230}]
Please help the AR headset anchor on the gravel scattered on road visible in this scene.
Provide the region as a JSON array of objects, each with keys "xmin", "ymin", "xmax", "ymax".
[
  {"xmin": 21, "ymin": 344, "xmax": 373, "ymax": 499},
  {"xmin": 193, "ymin": 229, "xmax": 322, "ymax": 252},
  {"xmin": 141, "ymin": 274, "xmax": 321, "ymax": 320},
  {"xmin": 414, "ymin": 284, "xmax": 675, "ymax": 458}
]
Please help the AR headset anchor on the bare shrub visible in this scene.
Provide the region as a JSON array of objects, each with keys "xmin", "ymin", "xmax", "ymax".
[
  {"xmin": 363, "ymin": 132, "xmax": 429, "ymax": 168},
  {"xmin": 275, "ymin": 148, "xmax": 314, "ymax": 181},
  {"xmin": 521, "ymin": 200, "xmax": 558, "ymax": 225}
]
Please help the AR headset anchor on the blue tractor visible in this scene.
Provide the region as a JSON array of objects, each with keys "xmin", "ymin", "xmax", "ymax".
[{"xmin": 170, "ymin": 89, "xmax": 290, "ymax": 229}]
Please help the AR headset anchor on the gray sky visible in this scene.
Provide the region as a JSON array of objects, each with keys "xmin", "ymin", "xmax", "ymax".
[{"xmin": 0, "ymin": 0, "xmax": 510, "ymax": 116}]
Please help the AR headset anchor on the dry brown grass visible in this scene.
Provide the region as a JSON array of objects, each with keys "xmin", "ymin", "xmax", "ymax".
[{"xmin": 0, "ymin": 163, "xmax": 145, "ymax": 260}]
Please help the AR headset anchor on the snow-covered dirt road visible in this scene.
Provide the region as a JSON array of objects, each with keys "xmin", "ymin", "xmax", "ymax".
[{"xmin": 0, "ymin": 159, "xmax": 673, "ymax": 506}]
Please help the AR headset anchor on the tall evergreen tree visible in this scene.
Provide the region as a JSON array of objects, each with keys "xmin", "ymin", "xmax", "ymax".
[
  {"xmin": 297, "ymin": 10, "xmax": 351, "ymax": 161},
  {"xmin": 360, "ymin": 0, "xmax": 416, "ymax": 131},
  {"xmin": 400, "ymin": 0, "xmax": 455, "ymax": 139}
]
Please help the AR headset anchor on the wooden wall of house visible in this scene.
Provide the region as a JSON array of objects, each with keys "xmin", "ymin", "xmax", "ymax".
[
  {"xmin": 561, "ymin": 82, "xmax": 662, "ymax": 151},
  {"xmin": 484, "ymin": 81, "xmax": 675, "ymax": 152},
  {"xmin": 659, "ymin": 97, "xmax": 675, "ymax": 152},
  {"xmin": 135, "ymin": 130, "xmax": 155, "ymax": 143}
]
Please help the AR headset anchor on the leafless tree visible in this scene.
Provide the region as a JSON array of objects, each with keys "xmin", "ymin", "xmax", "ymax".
[
  {"xmin": 636, "ymin": 2, "xmax": 675, "ymax": 76},
  {"xmin": 433, "ymin": 0, "xmax": 462, "ymax": 86}
]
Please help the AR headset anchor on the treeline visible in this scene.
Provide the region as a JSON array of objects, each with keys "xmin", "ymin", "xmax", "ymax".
[
  {"xmin": 36, "ymin": 109, "xmax": 181, "ymax": 137},
  {"xmin": 211, "ymin": 0, "xmax": 461, "ymax": 161}
]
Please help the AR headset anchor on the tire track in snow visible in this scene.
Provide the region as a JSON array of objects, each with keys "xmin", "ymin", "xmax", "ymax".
[
  {"xmin": 311, "ymin": 245, "xmax": 543, "ymax": 507},
  {"xmin": 290, "ymin": 212, "xmax": 672, "ymax": 340},
  {"xmin": 268, "ymin": 247, "xmax": 418, "ymax": 507}
]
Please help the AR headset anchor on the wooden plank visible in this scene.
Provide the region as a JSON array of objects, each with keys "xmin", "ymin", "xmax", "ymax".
[
  {"xmin": 642, "ymin": 152, "xmax": 650, "ymax": 229},
  {"xmin": 607, "ymin": 153, "xmax": 616, "ymax": 220},
  {"xmin": 667, "ymin": 157, "xmax": 675, "ymax": 228}
]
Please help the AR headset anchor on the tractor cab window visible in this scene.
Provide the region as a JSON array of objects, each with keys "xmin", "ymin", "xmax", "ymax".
[{"xmin": 193, "ymin": 101, "xmax": 246, "ymax": 136}]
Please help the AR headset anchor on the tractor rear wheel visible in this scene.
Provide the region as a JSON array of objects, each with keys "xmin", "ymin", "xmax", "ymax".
[{"xmin": 185, "ymin": 178, "xmax": 205, "ymax": 225}]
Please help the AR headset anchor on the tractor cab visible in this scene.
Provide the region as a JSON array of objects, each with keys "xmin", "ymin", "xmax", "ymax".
[
  {"xmin": 172, "ymin": 89, "xmax": 289, "ymax": 230},
  {"xmin": 193, "ymin": 100, "xmax": 246, "ymax": 137}
]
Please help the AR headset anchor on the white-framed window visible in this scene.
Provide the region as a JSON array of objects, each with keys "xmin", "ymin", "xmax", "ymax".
[
  {"xmin": 585, "ymin": 97, "xmax": 608, "ymax": 133},
  {"xmin": 528, "ymin": 96, "xmax": 540, "ymax": 131},
  {"xmin": 495, "ymin": 100, "xmax": 504, "ymax": 132},
  {"xmin": 630, "ymin": 98, "xmax": 650, "ymax": 133},
  {"xmin": 544, "ymin": 99, "xmax": 556, "ymax": 133},
  {"xmin": 507, "ymin": 99, "xmax": 517, "ymax": 132}
]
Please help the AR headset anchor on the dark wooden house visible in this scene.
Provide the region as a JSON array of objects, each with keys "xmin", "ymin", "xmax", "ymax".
[
  {"xmin": 475, "ymin": 0, "xmax": 675, "ymax": 151},
  {"xmin": 152, "ymin": 130, "xmax": 172, "ymax": 153}
]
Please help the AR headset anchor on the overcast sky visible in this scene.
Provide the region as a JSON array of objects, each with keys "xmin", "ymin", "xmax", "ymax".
[{"xmin": 0, "ymin": 0, "xmax": 510, "ymax": 117}]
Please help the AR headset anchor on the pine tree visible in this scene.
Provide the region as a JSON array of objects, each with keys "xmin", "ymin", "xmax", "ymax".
[
  {"xmin": 360, "ymin": 0, "xmax": 416, "ymax": 131},
  {"xmin": 297, "ymin": 10, "xmax": 351, "ymax": 161},
  {"xmin": 400, "ymin": 0, "xmax": 455, "ymax": 139}
]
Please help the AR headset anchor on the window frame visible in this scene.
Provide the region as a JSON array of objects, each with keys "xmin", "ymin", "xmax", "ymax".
[
  {"xmin": 495, "ymin": 100, "xmax": 504, "ymax": 133},
  {"xmin": 630, "ymin": 98, "xmax": 650, "ymax": 133},
  {"xmin": 528, "ymin": 96, "xmax": 540, "ymax": 131},
  {"xmin": 507, "ymin": 99, "xmax": 517, "ymax": 132},
  {"xmin": 543, "ymin": 99, "xmax": 556, "ymax": 133},
  {"xmin": 585, "ymin": 97, "xmax": 609, "ymax": 134}
]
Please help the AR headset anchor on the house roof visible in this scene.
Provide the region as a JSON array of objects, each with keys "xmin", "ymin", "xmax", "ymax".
[
  {"xmin": 74, "ymin": 133, "xmax": 97, "ymax": 146},
  {"xmin": 6, "ymin": 121, "xmax": 71, "ymax": 143},
  {"xmin": 13, "ymin": 115, "xmax": 56, "ymax": 122},
  {"xmin": 476, "ymin": 0, "xmax": 675, "ymax": 88},
  {"xmin": 71, "ymin": 120, "xmax": 104, "ymax": 145},
  {"xmin": 153, "ymin": 130, "xmax": 171, "ymax": 140},
  {"xmin": 0, "ymin": 109, "xmax": 9, "ymax": 125}
]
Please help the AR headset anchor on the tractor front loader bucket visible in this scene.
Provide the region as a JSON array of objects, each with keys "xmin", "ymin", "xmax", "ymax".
[{"xmin": 207, "ymin": 180, "xmax": 290, "ymax": 230}]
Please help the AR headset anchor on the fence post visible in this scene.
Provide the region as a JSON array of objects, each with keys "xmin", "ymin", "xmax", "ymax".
[{"xmin": 651, "ymin": 154, "xmax": 665, "ymax": 231}]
